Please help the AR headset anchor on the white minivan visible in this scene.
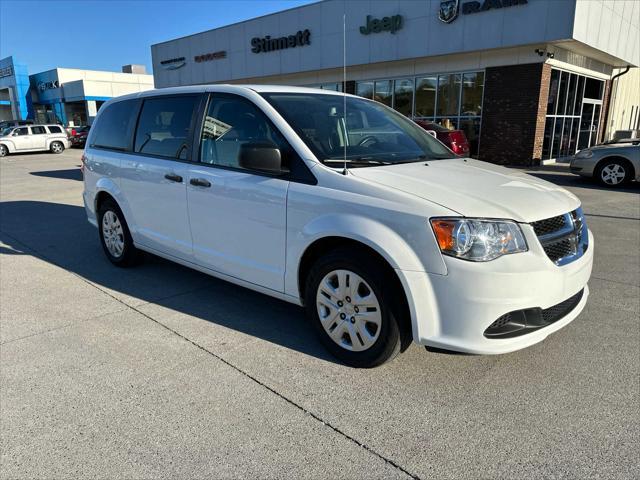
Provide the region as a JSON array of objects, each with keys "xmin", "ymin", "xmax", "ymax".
[{"xmin": 83, "ymin": 85, "xmax": 593, "ymax": 367}]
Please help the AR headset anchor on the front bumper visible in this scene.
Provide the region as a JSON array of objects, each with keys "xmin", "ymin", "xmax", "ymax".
[
  {"xmin": 569, "ymin": 157, "xmax": 596, "ymax": 177},
  {"xmin": 397, "ymin": 228, "xmax": 594, "ymax": 354}
]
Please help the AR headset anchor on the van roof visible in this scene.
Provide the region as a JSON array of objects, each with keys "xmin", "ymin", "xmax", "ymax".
[{"xmin": 107, "ymin": 84, "xmax": 351, "ymax": 103}]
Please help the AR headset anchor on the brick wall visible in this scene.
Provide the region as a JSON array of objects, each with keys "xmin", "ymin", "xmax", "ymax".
[{"xmin": 479, "ymin": 63, "xmax": 548, "ymax": 166}]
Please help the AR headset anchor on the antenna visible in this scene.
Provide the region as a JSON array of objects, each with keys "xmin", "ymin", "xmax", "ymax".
[{"xmin": 342, "ymin": 12, "xmax": 348, "ymax": 176}]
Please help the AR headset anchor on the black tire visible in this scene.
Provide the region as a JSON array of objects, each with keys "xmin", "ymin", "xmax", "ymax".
[
  {"xmin": 0, "ymin": 144, "xmax": 8, "ymax": 157},
  {"xmin": 594, "ymin": 158, "xmax": 633, "ymax": 187},
  {"xmin": 50, "ymin": 141, "xmax": 65, "ymax": 154},
  {"xmin": 304, "ymin": 247, "xmax": 407, "ymax": 368},
  {"xmin": 97, "ymin": 198, "xmax": 140, "ymax": 267}
]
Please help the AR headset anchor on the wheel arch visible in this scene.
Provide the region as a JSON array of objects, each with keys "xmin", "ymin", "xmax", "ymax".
[
  {"xmin": 596, "ymin": 155, "xmax": 636, "ymax": 179},
  {"xmin": 297, "ymin": 235, "xmax": 414, "ymax": 351}
]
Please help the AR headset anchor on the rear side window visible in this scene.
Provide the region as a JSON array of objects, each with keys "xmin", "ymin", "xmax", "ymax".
[
  {"xmin": 47, "ymin": 126, "xmax": 62, "ymax": 133},
  {"xmin": 91, "ymin": 100, "xmax": 137, "ymax": 151},
  {"xmin": 32, "ymin": 126, "xmax": 47, "ymax": 134},
  {"xmin": 134, "ymin": 96, "xmax": 198, "ymax": 160}
]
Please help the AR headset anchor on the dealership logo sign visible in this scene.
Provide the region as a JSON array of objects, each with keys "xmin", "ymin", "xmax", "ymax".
[
  {"xmin": 439, "ymin": 0, "xmax": 459, "ymax": 23},
  {"xmin": 359, "ymin": 15, "xmax": 403, "ymax": 34},
  {"xmin": 37, "ymin": 80, "xmax": 60, "ymax": 91},
  {"xmin": 0, "ymin": 66, "xmax": 14, "ymax": 78},
  {"xmin": 160, "ymin": 57, "xmax": 186, "ymax": 70},
  {"xmin": 440, "ymin": 0, "xmax": 527, "ymax": 23},
  {"xmin": 251, "ymin": 29, "xmax": 311, "ymax": 54},
  {"xmin": 195, "ymin": 51, "xmax": 227, "ymax": 62}
]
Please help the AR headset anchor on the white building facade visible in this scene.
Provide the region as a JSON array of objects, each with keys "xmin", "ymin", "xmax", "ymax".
[{"xmin": 152, "ymin": 0, "xmax": 639, "ymax": 164}]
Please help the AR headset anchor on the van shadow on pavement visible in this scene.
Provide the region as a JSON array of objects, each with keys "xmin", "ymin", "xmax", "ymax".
[{"xmin": 0, "ymin": 200, "xmax": 336, "ymax": 363}]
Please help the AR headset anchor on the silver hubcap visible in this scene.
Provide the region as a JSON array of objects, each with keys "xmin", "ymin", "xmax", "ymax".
[
  {"xmin": 601, "ymin": 164, "xmax": 625, "ymax": 185},
  {"xmin": 316, "ymin": 269, "xmax": 382, "ymax": 352},
  {"xmin": 0, "ymin": 146, "xmax": 6, "ymax": 156},
  {"xmin": 52, "ymin": 143, "xmax": 62, "ymax": 152},
  {"xmin": 102, "ymin": 211, "xmax": 125, "ymax": 258}
]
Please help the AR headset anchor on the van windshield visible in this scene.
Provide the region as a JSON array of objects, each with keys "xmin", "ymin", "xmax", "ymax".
[{"xmin": 261, "ymin": 92, "xmax": 456, "ymax": 167}]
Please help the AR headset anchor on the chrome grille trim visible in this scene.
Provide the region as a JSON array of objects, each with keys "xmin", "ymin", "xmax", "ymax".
[{"xmin": 531, "ymin": 207, "xmax": 588, "ymax": 266}]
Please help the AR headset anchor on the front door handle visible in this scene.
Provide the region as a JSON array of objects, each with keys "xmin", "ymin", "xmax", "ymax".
[
  {"xmin": 164, "ymin": 173, "xmax": 183, "ymax": 183},
  {"xmin": 190, "ymin": 178, "xmax": 211, "ymax": 188}
]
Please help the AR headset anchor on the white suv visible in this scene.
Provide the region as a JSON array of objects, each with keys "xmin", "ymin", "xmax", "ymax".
[
  {"xmin": 82, "ymin": 86, "xmax": 594, "ymax": 367},
  {"xmin": 0, "ymin": 124, "xmax": 69, "ymax": 156}
]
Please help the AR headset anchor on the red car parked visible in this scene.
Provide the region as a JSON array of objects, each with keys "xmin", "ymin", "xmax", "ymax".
[
  {"xmin": 68, "ymin": 126, "xmax": 90, "ymax": 147},
  {"xmin": 414, "ymin": 120, "xmax": 470, "ymax": 156}
]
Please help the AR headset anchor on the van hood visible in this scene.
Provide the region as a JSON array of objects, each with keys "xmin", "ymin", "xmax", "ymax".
[{"xmin": 350, "ymin": 159, "xmax": 580, "ymax": 222}]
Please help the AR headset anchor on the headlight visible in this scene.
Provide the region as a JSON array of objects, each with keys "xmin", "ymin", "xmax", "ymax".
[
  {"xmin": 576, "ymin": 149, "xmax": 593, "ymax": 159},
  {"xmin": 430, "ymin": 218, "xmax": 528, "ymax": 261}
]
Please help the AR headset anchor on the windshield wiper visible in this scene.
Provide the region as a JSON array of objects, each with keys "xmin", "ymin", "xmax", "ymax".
[{"xmin": 324, "ymin": 157, "xmax": 392, "ymax": 166}]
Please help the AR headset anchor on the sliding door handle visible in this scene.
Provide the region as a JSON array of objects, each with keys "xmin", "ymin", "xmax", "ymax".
[
  {"xmin": 190, "ymin": 178, "xmax": 211, "ymax": 188},
  {"xmin": 164, "ymin": 173, "xmax": 183, "ymax": 183}
]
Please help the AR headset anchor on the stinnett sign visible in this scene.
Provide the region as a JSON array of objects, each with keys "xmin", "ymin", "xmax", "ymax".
[{"xmin": 251, "ymin": 29, "xmax": 311, "ymax": 53}]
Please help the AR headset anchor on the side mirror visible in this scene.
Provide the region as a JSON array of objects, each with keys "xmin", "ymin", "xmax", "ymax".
[
  {"xmin": 425, "ymin": 130, "xmax": 437, "ymax": 138},
  {"xmin": 239, "ymin": 142, "xmax": 284, "ymax": 174}
]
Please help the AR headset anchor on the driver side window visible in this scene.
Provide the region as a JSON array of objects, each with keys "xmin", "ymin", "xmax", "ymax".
[{"xmin": 199, "ymin": 94, "xmax": 289, "ymax": 170}]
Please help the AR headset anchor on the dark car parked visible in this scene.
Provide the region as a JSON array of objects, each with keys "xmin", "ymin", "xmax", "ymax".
[
  {"xmin": 68, "ymin": 126, "xmax": 90, "ymax": 147},
  {"xmin": 414, "ymin": 120, "xmax": 470, "ymax": 156}
]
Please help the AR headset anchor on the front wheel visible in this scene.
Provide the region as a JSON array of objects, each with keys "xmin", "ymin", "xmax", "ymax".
[
  {"xmin": 595, "ymin": 159, "xmax": 632, "ymax": 186},
  {"xmin": 50, "ymin": 141, "xmax": 64, "ymax": 154},
  {"xmin": 305, "ymin": 248, "xmax": 406, "ymax": 368},
  {"xmin": 0, "ymin": 144, "xmax": 8, "ymax": 157}
]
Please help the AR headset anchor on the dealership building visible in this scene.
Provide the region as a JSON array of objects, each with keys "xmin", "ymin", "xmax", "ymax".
[
  {"xmin": 0, "ymin": 56, "xmax": 153, "ymax": 126},
  {"xmin": 151, "ymin": 0, "xmax": 639, "ymax": 165}
]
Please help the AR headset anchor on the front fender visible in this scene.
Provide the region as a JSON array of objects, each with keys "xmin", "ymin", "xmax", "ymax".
[
  {"xmin": 284, "ymin": 213, "xmax": 435, "ymax": 299},
  {"xmin": 1, "ymin": 141, "xmax": 16, "ymax": 152}
]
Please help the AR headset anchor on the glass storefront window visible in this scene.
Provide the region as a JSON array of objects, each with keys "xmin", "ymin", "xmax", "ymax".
[
  {"xmin": 459, "ymin": 117, "xmax": 481, "ymax": 155},
  {"xmin": 565, "ymin": 74, "xmax": 577, "ymax": 117},
  {"xmin": 320, "ymin": 82, "xmax": 341, "ymax": 91},
  {"xmin": 543, "ymin": 69, "xmax": 604, "ymax": 159},
  {"xmin": 556, "ymin": 71, "xmax": 569, "ymax": 116},
  {"xmin": 353, "ymin": 70, "xmax": 483, "ymax": 156},
  {"xmin": 542, "ymin": 117, "xmax": 555, "ymax": 159},
  {"xmin": 547, "ymin": 69, "xmax": 560, "ymax": 115},
  {"xmin": 415, "ymin": 76, "xmax": 437, "ymax": 118},
  {"xmin": 356, "ymin": 81, "xmax": 374, "ymax": 99},
  {"xmin": 393, "ymin": 78, "xmax": 414, "ymax": 117},
  {"xmin": 374, "ymin": 80, "xmax": 392, "ymax": 106},
  {"xmin": 435, "ymin": 117, "xmax": 458, "ymax": 130},
  {"xmin": 574, "ymin": 76, "xmax": 585, "ymax": 115},
  {"xmin": 436, "ymin": 74, "xmax": 460, "ymax": 116},
  {"xmin": 462, "ymin": 72, "xmax": 483, "ymax": 116},
  {"xmin": 584, "ymin": 77, "xmax": 604, "ymax": 100}
]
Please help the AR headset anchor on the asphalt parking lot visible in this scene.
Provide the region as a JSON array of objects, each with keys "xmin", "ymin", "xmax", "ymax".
[{"xmin": 1, "ymin": 149, "xmax": 638, "ymax": 479}]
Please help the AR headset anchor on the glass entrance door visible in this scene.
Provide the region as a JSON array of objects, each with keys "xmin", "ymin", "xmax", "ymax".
[{"xmin": 577, "ymin": 101, "xmax": 602, "ymax": 150}]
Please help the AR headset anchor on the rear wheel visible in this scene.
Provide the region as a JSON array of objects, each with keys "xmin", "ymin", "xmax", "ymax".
[
  {"xmin": 595, "ymin": 158, "xmax": 632, "ymax": 186},
  {"xmin": 98, "ymin": 198, "xmax": 139, "ymax": 267},
  {"xmin": 0, "ymin": 144, "xmax": 7, "ymax": 157},
  {"xmin": 50, "ymin": 141, "xmax": 64, "ymax": 154},
  {"xmin": 305, "ymin": 248, "xmax": 406, "ymax": 368}
]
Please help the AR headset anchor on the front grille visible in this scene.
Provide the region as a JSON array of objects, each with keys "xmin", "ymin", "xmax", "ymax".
[
  {"xmin": 531, "ymin": 214, "xmax": 566, "ymax": 237},
  {"xmin": 543, "ymin": 238, "xmax": 574, "ymax": 262},
  {"xmin": 531, "ymin": 208, "xmax": 588, "ymax": 266},
  {"xmin": 484, "ymin": 289, "xmax": 585, "ymax": 338}
]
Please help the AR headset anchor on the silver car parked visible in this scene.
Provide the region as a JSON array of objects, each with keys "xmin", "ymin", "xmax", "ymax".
[
  {"xmin": 570, "ymin": 140, "xmax": 640, "ymax": 187},
  {"xmin": 0, "ymin": 124, "xmax": 70, "ymax": 157}
]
